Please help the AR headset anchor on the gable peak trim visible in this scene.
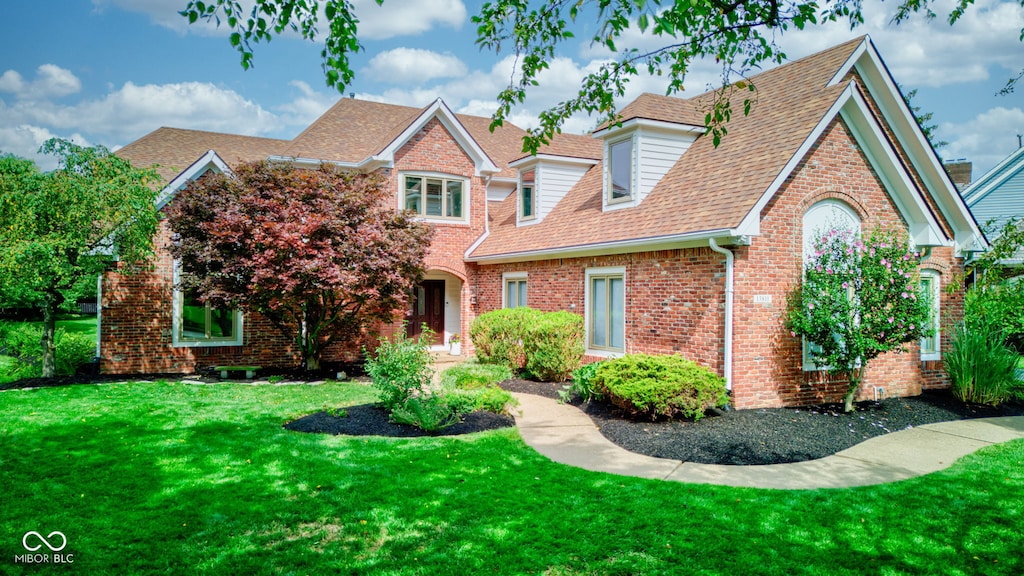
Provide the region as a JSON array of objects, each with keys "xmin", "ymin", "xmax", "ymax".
[
  {"xmin": 156, "ymin": 149, "xmax": 231, "ymax": 210},
  {"xmin": 376, "ymin": 98, "xmax": 500, "ymax": 176}
]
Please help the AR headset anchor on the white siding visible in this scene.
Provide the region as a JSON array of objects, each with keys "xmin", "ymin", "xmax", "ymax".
[
  {"xmin": 968, "ymin": 169, "xmax": 1024, "ymax": 233},
  {"xmin": 967, "ymin": 160, "xmax": 1024, "ymax": 264},
  {"xmin": 636, "ymin": 130, "xmax": 694, "ymax": 203},
  {"xmin": 536, "ymin": 163, "xmax": 590, "ymax": 221}
]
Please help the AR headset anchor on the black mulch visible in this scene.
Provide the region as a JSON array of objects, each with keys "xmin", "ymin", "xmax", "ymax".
[
  {"xmin": 284, "ymin": 404, "xmax": 515, "ymax": 438},
  {"xmin": 499, "ymin": 379, "xmax": 1024, "ymax": 465}
]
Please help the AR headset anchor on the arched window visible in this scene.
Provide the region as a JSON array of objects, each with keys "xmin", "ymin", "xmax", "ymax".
[
  {"xmin": 801, "ymin": 200, "xmax": 861, "ymax": 370},
  {"xmin": 802, "ymin": 199, "xmax": 861, "ymax": 261}
]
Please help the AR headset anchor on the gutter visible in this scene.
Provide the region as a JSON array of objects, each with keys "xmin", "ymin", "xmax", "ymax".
[
  {"xmin": 466, "ymin": 228, "xmax": 737, "ymax": 264},
  {"xmin": 708, "ymin": 238, "xmax": 734, "ymax": 392}
]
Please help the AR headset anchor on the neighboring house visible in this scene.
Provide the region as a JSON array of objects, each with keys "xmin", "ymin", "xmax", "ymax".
[
  {"xmin": 962, "ymin": 146, "xmax": 1024, "ymax": 269},
  {"xmin": 103, "ymin": 35, "xmax": 985, "ymax": 409}
]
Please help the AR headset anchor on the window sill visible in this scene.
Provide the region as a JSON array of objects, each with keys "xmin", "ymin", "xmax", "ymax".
[
  {"xmin": 586, "ymin": 348, "xmax": 624, "ymax": 359},
  {"xmin": 173, "ymin": 340, "xmax": 244, "ymax": 348},
  {"xmin": 413, "ymin": 217, "xmax": 470, "ymax": 226}
]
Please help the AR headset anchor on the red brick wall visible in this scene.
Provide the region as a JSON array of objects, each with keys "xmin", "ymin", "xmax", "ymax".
[
  {"xmin": 101, "ymin": 116, "xmax": 488, "ymax": 374},
  {"xmin": 100, "ymin": 221, "xmax": 308, "ymax": 374},
  {"xmin": 472, "ymin": 248, "xmax": 727, "ymax": 374}
]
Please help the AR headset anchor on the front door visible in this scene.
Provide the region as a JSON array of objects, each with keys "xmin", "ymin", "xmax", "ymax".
[{"xmin": 407, "ymin": 280, "xmax": 444, "ymax": 345}]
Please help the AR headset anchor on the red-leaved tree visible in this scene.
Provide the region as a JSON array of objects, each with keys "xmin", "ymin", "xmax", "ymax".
[{"xmin": 165, "ymin": 161, "xmax": 433, "ymax": 371}]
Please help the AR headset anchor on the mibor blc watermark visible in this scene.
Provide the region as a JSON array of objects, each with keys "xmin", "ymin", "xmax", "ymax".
[{"xmin": 14, "ymin": 531, "xmax": 75, "ymax": 565}]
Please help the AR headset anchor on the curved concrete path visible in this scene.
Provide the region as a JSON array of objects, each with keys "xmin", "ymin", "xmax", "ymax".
[{"xmin": 511, "ymin": 392, "xmax": 1024, "ymax": 490}]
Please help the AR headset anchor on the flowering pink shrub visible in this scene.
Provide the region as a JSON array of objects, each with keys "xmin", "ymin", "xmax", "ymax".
[{"xmin": 787, "ymin": 227, "xmax": 932, "ymax": 411}]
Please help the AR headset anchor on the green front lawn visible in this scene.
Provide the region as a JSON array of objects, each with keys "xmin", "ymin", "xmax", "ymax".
[{"xmin": 2, "ymin": 381, "xmax": 1022, "ymax": 575}]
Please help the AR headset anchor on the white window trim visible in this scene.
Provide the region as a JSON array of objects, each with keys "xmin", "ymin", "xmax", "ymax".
[
  {"xmin": 502, "ymin": 272, "xmax": 528, "ymax": 309},
  {"xmin": 584, "ymin": 266, "xmax": 626, "ymax": 357},
  {"xmin": 604, "ymin": 136, "xmax": 637, "ymax": 211},
  {"xmin": 518, "ymin": 170, "xmax": 537, "ymax": 223},
  {"xmin": 399, "ymin": 172, "xmax": 470, "ymax": 225},
  {"xmin": 920, "ymin": 270, "xmax": 941, "ymax": 361},
  {"xmin": 171, "ymin": 262, "xmax": 244, "ymax": 348}
]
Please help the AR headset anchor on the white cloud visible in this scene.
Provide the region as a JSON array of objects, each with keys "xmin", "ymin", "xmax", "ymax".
[
  {"xmin": 276, "ymin": 80, "xmax": 340, "ymax": 127},
  {"xmin": 364, "ymin": 48, "xmax": 467, "ymax": 83},
  {"xmin": 773, "ymin": 0, "xmax": 1024, "ymax": 88},
  {"xmin": 0, "ymin": 65, "xmax": 81, "ymax": 100},
  {"xmin": 353, "ymin": 0, "xmax": 466, "ymax": 40},
  {"xmin": 0, "ymin": 77, "xmax": 295, "ymax": 170},
  {"xmin": 938, "ymin": 106, "xmax": 1024, "ymax": 177},
  {"xmin": 0, "ymin": 123, "xmax": 93, "ymax": 171}
]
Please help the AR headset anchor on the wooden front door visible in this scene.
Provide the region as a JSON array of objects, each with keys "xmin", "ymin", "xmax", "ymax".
[{"xmin": 407, "ymin": 280, "xmax": 444, "ymax": 345}]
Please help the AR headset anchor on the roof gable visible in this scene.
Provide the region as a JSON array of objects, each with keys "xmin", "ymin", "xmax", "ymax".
[
  {"xmin": 963, "ymin": 146, "xmax": 1024, "ymax": 208},
  {"xmin": 376, "ymin": 99, "xmax": 500, "ymax": 176},
  {"xmin": 279, "ymin": 97, "xmax": 521, "ymax": 177}
]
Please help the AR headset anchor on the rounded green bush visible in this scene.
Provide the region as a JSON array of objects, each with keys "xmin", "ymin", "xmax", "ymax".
[
  {"xmin": 594, "ymin": 354, "xmax": 728, "ymax": 420},
  {"xmin": 469, "ymin": 308, "xmax": 543, "ymax": 370},
  {"xmin": 523, "ymin": 310, "xmax": 584, "ymax": 382}
]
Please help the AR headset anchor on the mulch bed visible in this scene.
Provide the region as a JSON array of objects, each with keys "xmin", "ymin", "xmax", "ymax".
[
  {"xmin": 499, "ymin": 379, "xmax": 1024, "ymax": 465},
  {"xmin": 284, "ymin": 404, "xmax": 515, "ymax": 437}
]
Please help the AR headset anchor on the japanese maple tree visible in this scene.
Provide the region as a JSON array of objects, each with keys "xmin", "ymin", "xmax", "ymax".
[{"xmin": 165, "ymin": 161, "xmax": 432, "ymax": 371}]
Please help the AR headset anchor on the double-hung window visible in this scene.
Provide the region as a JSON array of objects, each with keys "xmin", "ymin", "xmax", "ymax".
[
  {"xmin": 403, "ymin": 175, "xmax": 465, "ymax": 220},
  {"xmin": 586, "ymin": 267, "xmax": 625, "ymax": 354},
  {"xmin": 919, "ymin": 270, "xmax": 941, "ymax": 361},
  {"xmin": 503, "ymin": 273, "xmax": 528, "ymax": 308}
]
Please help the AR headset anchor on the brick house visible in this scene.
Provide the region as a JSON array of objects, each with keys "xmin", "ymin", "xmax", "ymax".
[{"xmin": 103, "ymin": 36, "xmax": 984, "ymax": 408}]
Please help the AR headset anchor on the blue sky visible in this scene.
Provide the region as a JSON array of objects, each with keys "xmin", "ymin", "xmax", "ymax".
[{"xmin": 1, "ymin": 0, "xmax": 1022, "ymax": 179}]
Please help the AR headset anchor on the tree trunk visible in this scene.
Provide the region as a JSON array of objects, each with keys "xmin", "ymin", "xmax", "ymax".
[
  {"xmin": 843, "ymin": 367, "xmax": 864, "ymax": 413},
  {"xmin": 40, "ymin": 294, "xmax": 59, "ymax": 378}
]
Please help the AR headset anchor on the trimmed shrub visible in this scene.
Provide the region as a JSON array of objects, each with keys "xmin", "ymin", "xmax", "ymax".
[
  {"xmin": 439, "ymin": 361, "xmax": 513, "ymax": 389},
  {"xmin": 944, "ymin": 322, "xmax": 1020, "ymax": 406},
  {"xmin": 594, "ymin": 354, "xmax": 728, "ymax": 420},
  {"xmin": 559, "ymin": 361, "xmax": 605, "ymax": 403},
  {"xmin": 470, "ymin": 308, "xmax": 543, "ymax": 370},
  {"xmin": 442, "ymin": 385, "xmax": 517, "ymax": 415},
  {"xmin": 523, "ymin": 310, "xmax": 584, "ymax": 382},
  {"xmin": 364, "ymin": 331, "xmax": 433, "ymax": 412}
]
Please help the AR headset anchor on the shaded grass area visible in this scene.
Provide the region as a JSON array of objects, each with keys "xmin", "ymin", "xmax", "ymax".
[{"xmin": 1, "ymin": 381, "xmax": 1022, "ymax": 575}]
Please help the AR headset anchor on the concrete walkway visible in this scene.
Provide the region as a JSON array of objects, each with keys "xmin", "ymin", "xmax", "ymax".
[{"xmin": 511, "ymin": 392, "xmax": 1024, "ymax": 490}]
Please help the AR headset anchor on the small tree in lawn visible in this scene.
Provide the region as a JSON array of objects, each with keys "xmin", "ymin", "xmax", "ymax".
[
  {"xmin": 787, "ymin": 227, "xmax": 931, "ymax": 412},
  {"xmin": 165, "ymin": 161, "xmax": 432, "ymax": 371},
  {"xmin": 0, "ymin": 140, "xmax": 160, "ymax": 377}
]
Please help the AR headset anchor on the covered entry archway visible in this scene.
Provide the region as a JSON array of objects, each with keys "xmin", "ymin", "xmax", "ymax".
[{"xmin": 406, "ymin": 270, "xmax": 463, "ymax": 348}]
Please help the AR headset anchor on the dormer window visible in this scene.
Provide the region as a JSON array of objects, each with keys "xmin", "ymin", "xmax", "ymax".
[
  {"xmin": 520, "ymin": 169, "xmax": 536, "ymax": 220},
  {"xmin": 608, "ymin": 138, "xmax": 634, "ymax": 203}
]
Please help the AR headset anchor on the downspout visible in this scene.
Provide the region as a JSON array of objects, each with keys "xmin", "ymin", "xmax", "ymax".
[{"xmin": 708, "ymin": 238, "xmax": 734, "ymax": 392}]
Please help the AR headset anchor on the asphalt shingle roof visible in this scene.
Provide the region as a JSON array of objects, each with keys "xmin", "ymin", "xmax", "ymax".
[{"xmin": 115, "ymin": 127, "xmax": 289, "ymax": 185}]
